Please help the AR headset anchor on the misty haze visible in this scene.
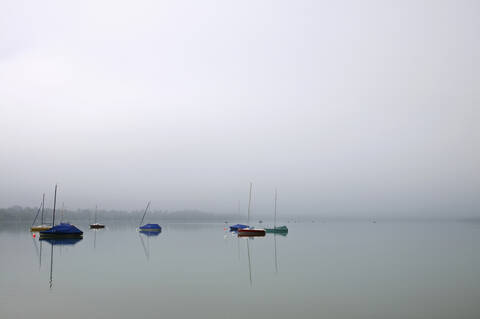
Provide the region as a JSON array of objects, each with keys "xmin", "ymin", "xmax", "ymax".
[{"xmin": 1, "ymin": 1, "xmax": 479, "ymax": 319}]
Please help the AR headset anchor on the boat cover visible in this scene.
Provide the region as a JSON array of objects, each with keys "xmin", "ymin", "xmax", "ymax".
[
  {"xmin": 139, "ymin": 223, "xmax": 162, "ymax": 230},
  {"xmin": 40, "ymin": 223, "xmax": 83, "ymax": 235},
  {"xmin": 229, "ymin": 224, "xmax": 249, "ymax": 231}
]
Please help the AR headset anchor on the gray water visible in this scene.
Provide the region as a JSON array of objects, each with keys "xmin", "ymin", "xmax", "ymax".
[{"xmin": 1, "ymin": 221, "xmax": 480, "ymax": 319}]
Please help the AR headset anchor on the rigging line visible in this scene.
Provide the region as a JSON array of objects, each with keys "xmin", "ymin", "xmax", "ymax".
[{"xmin": 139, "ymin": 201, "xmax": 151, "ymax": 227}]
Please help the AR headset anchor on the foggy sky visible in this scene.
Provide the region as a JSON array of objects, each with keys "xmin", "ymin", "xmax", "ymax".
[{"xmin": 1, "ymin": 0, "xmax": 479, "ymax": 217}]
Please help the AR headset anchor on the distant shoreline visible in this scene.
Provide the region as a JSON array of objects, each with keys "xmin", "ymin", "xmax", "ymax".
[{"xmin": 1, "ymin": 206, "xmax": 479, "ymax": 223}]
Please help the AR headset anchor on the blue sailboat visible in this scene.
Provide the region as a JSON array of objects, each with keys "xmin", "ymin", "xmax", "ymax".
[
  {"xmin": 229, "ymin": 224, "xmax": 249, "ymax": 231},
  {"xmin": 40, "ymin": 223, "xmax": 83, "ymax": 238},
  {"xmin": 138, "ymin": 201, "xmax": 162, "ymax": 233},
  {"xmin": 229, "ymin": 183, "xmax": 255, "ymax": 232},
  {"xmin": 39, "ymin": 184, "xmax": 83, "ymax": 239}
]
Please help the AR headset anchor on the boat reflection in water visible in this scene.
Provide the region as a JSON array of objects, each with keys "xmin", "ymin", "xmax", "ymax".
[
  {"xmin": 40, "ymin": 238, "xmax": 83, "ymax": 246},
  {"xmin": 246, "ymin": 238, "xmax": 253, "ymax": 286},
  {"xmin": 139, "ymin": 229, "xmax": 161, "ymax": 236},
  {"xmin": 138, "ymin": 229, "xmax": 161, "ymax": 261},
  {"xmin": 32, "ymin": 236, "xmax": 43, "ymax": 269},
  {"xmin": 40, "ymin": 237, "xmax": 83, "ymax": 289}
]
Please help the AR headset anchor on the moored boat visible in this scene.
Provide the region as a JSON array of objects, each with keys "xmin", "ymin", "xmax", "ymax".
[
  {"xmin": 40, "ymin": 223, "xmax": 83, "ymax": 238},
  {"xmin": 138, "ymin": 201, "xmax": 162, "ymax": 233},
  {"xmin": 235, "ymin": 183, "xmax": 265, "ymax": 237},
  {"xmin": 31, "ymin": 225, "xmax": 52, "ymax": 232},
  {"xmin": 89, "ymin": 205, "xmax": 105, "ymax": 229},
  {"xmin": 89, "ymin": 223, "xmax": 105, "ymax": 229},
  {"xmin": 264, "ymin": 189, "xmax": 288, "ymax": 234},
  {"xmin": 39, "ymin": 184, "xmax": 83, "ymax": 239},
  {"xmin": 139, "ymin": 223, "xmax": 162, "ymax": 232},
  {"xmin": 238, "ymin": 228, "xmax": 266, "ymax": 237},
  {"xmin": 265, "ymin": 225, "xmax": 288, "ymax": 234},
  {"xmin": 31, "ymin": 193, "xmax": 52, "ymax": 232},
  {"xmin": 229, "ymin": 224, "xmax": 249, "ymax": 231}
]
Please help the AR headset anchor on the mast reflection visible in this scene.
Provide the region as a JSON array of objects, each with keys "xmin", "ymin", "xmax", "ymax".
[
  {"xmin": 138, "ymin": 230, "xmax": 160, "ymax": 261},
  {"xmin": 40, "ymin": 237, "xmax": 83, "ymax": 290}
]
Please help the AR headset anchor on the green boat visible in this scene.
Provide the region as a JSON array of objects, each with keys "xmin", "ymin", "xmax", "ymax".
[
  {"xmin": 265, "ymin": 188, "xmax": 288, "ymax": 234},
  {"xmin": 265, "ymin": 225, "xmax": 288, "ymax": 233}
]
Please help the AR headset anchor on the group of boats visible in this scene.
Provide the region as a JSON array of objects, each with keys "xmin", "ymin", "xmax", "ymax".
[
  {"xmin": 30, "ymin": 183, "xmax": 287, "ymax": 239},
  {"xmin": 30, "ymin": 185, "xmax": 162, "ymax": 239},
  {"xmin": 229, "ymin": 183, "xmax": 288, "ymax": 237}
]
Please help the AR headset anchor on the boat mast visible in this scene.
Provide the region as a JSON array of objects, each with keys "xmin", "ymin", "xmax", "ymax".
[
  {"xmin": 139, "ymin": 201, "xmax": 151, "ymax": 227},
  {"xmin": 94, "ymin": 205, "xmax": 97, "ymax": 224},
  {"xmin": 274, "ymin": 188, "xmax": 277, "ymax": 228},
  {"xmin": 60, "ymin": 202, "xmax": 65, "ymax": 223},
  {"xmin": 247, "ymin": 182, "xmax": 252, "ymax": 225},
  {"xmin": 52, "ymin": 184, "xmax": 57, "ymax": 226},
  {"xmin": 41, "ymin": 193, "xmax": 45, "ymax": 225},
  {"xmin": 32, "ymin": 201, "xmax": 42, "ymax": 226}
]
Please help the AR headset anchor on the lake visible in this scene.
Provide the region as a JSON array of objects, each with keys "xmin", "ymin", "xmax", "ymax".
[{"xmin": 1, "ymin": 220, "xmax": 480, "ymax": 319}]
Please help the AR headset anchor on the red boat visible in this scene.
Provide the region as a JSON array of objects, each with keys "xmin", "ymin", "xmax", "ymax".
[{"xmin": 237, "ymin": 228, "xmax": 266, "ymax": 237}]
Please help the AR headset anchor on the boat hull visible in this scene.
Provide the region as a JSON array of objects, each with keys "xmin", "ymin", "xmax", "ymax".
[
  {"xmin": 139, "ymin": 223, "xmax": 162, "ymax": 232},
  {"xmin": 31, "ymin": 225, "xmax": 52, "ymax": 232},
  {"xmin": 39, "ymin": 233, "xmax": 83, "ymax": 238},
  {"xmin": 90, "ymin": 224, "xmax": 105, "ymax": 229},
  {"xmin": 229, "ymin": 224, "xmax": 249, "ymax": 231},
  {"xmin": 265, "ymin": 226, "xmax": 288, "ymax": 234},
  {"xmin": 237, "ymin": 229, "xmax": 266, "ymax": 237}
]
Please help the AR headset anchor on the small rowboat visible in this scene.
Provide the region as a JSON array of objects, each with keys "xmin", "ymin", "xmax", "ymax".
[{"xmin": 237, "ymin": 228, "xmax": 266, "ymax": 237}]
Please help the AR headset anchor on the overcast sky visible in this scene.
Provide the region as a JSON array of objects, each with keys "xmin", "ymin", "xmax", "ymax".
[{"xmin": 1, "ymin": 0, "xmax": 479, "ymax": 217}]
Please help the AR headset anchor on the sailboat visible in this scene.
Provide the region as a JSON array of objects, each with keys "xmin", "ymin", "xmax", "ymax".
[
  {"xmin": 40, "ymin": 185, "xmax": 83, "ymax": 238},
  {"xmin": 138, "ymin": 201, "xmax": 162, "ymax": 233},
  {"xmin": 31, "ymin": 193, "xmax": 51, "ymax": 232},
  {"xmin": 265, "ymin": 188, "xmax": 288, "ymax": 234},
  {"xmin": 238, "ymin": 183, "xmax": 266, "ymax": 237},
  {"xmin": 90, "ymin": 205, "xmax": 105, "ymax": 229},
  {"xmin": 229, "ymin": 200, "xmax": 249, "ymax": 231}
]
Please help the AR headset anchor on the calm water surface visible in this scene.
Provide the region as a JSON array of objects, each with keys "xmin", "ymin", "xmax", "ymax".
[{"xmin": 1, "ymin": 221, "xmax": 480, "ymax": 319}]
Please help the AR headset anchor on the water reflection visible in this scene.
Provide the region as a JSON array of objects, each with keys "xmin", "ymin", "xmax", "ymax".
[
  {"xmin": 91, "ymin": 228, "xmax": 101, "ymax": 249},
  {"xmin": 39, "ymin": 237, "xmax": 83, "ymax": 290},
  {"xmin": 274, "ymin": 234, "xmax": 278, "ymax": 274},
  {"xmin": 272, "ymin": 233, "xmax": 287, "ymax": 274},
  {"xmin": 246, "ymin": 238, "xmax": 252, "ymax": 286},
  {"xmin": 40, "ymin": 238, "xmax": 83, "ymax": 246},
  {"xmin": 138, "ymin": 230, "xmax": 160, "ymax": 261},
  {"xmin": 32, "ymin": 236, "xmax": 43, "ymax": 269}
]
